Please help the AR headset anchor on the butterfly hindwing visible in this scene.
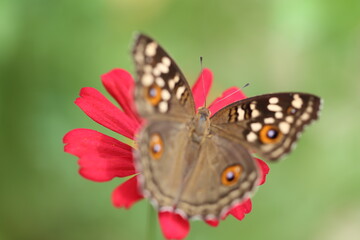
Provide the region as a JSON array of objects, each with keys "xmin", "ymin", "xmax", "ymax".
[
  {"xmin": 136, "ymin": 120, "xmax": 190, "ymax": 209},
  {"xmin": 177, "ymin": 133, "xmax": 260, "ymax": 219},
  {"xmin": 136, "ymin": 118, "xmax": 260, "ymax": 219},
  {"xmin": 210, "ymin": 92, "xmax": 322, "ymax": 161},
  {"xmin": 132, "ymin": 34, "xmax": 195, "ymax": 119}
]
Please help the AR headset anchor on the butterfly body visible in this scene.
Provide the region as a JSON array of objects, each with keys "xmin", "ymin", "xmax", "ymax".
[{"xmin": 132, "ymin": 34, "xmax": 322, "ymax": 220}]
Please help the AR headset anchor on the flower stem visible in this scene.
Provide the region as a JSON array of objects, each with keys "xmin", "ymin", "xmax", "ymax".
[{"xmin": 146, "ymin": 204, "xmax": 157, "ymax": 240}]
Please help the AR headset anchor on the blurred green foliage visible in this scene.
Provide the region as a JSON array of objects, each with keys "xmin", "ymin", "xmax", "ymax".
[{"xmin": 1, "ymin": 0, "xmax": 360, "ymax": 239}]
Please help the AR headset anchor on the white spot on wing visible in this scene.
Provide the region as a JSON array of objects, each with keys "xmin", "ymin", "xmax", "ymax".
[
  {"xmin": 237, "ymin": 108, "xmax": 245, "ymax": 120},
  {"xmin": 168, "ymin": 75, "xmax": 180, "ymax": 90},
  {"xmin": 174, "ymin": 75, "xmax": 180, "ymax": 83},
  {"xmin": 168, "ymin": 79, "xmax": 175, "ymax": 90},
  {"xmin": 279, "ymin": 121, "xmax": 290, "ymax": 134},
  {"xmin": 161, "ymin": 89, "xmax": 171, "ymax": 100},
  {"xmin": 292, "ymin": 94, "xmax": 303, "ymax": 109},
  {"xmin": 285, "ymin": 116, "xmax": 294, "ymax": 123},
  {"xmin": 269, "ymin": 97, "xmax": 279, "ymax": 104},
  {"xmin": 141, "ymin": 74, "xmax": 153, "ymax": 86},
  {"xmin": 275, "ymin": 111, "xmax": 283, "ymax": 119},
  {"xmin": 264, "ymin": 117, "xmax": 275, "ymax": 124},
  {"xmin": 251, "ymin": 122, "xmax": 262, "ymax": 132},
  {"xmin": 268, "ymin": 104, "xmax": 282, "ymax": 112},
  {"xmin": 176, "ymin": 86, "xmax": 186, "ymax": 99},
  {"xmin": 246, "ymin": 132, "xmax": 258, "ymax": 142},
  {"xmin": 158, "ymin": 101, "xmax": 168, "ymax": 113},
  {"xmin": 162, "ymin": 57, "xmax": 171, "ymax": 66},
  {"xmin": 252, "ymin": 109, "xmax": 260, "ymax": 118},
  {"xmin": 153, "ymin": 68, "xmax": 161, "ymax": 76},
  {"xmin": 250, "ymin": 102, "xmax": 256, "ymax": 110},
  {"xmin": 156, "ymin": 63, "xmax": 169, "ymax": 74},
  {"xmin": 145, "ymin": 42, "xmax": 158, "ymax": 57},
  {"xmin": 156, "ymin": 77, "xmax": 165, "ymax": 87},
  {"xmin": 301, "ymin": 112, "xmax": 310, "ymax": 121}
]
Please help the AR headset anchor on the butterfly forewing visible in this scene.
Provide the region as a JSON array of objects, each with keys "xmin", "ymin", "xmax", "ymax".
[
  {"xmin": 210, "ymin": 92, "xmax": 322, "ymax": 161},
  {"xmin": 132, "ymin": 34, "xmax": 196, "ymax": 119}
]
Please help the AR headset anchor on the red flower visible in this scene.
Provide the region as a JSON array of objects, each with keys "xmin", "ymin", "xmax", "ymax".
[{"xmin": 63, "ymin": 68, "xmax": 270, "ymax": 240}]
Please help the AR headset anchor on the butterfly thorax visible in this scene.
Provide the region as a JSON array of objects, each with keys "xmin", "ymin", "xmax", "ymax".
[{"xmin": 189, "ymin": 107, "xmax": 211, "ymax": 144}]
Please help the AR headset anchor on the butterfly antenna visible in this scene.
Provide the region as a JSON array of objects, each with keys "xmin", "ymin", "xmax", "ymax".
[
  {"xmin": 242, "ymin": 82, "xmax": 250, "ymax": 88},
  {"xmin": 210, "ymin": 83, "xmax": 250, "ymax": 108},
  {"xmin": 200, "ymin": 56, "xmax": 207, "ymax": 108}
]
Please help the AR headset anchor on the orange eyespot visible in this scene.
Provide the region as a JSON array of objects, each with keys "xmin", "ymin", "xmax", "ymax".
[
  {"xmin": 221, "ymin": 165, "xmax": 242, "ymax": 186},
  {"xmin": 287, "ymin": 106, "xmax": 297, "ymax": 115},
  {"xmin": 145, "ymin": 84, "xmax": 162, "ymax": 106},
  {"xmin": 259, "ymin": 125, "xmax": 283, "ymax": 144},
  {"xmin": 149, "ymin": 133, "xmax": 163, "ymax": 160}
]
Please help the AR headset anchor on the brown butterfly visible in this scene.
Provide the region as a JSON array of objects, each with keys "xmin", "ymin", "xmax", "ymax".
[{"xmin": 132, "ymin": 34, "xmax": 322, "ymax": 220}]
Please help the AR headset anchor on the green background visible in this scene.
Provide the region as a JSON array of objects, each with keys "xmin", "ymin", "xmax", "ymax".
[{"xmin": 1, "ymin": 0, "xmax": 360, "ymax": 239}]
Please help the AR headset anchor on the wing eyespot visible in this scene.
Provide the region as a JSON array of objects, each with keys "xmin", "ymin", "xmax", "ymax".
[
  {"xmin": 145, "ymin": 84, "xmax": 162, "ymax": 106},
  {"xmin": 287, "ymin": 106, "xmax": 298, "ymax": 115},
  {"xmin": 221, "ymin": 165, "xmax": 242, "ymax": 186},
  {"xmin": 149, "ymin": 133, "xmax": 164, "ymax": 160},
  {"xmin": 259, "ymin": 125, "xmax": 283, "ymax": 144}
]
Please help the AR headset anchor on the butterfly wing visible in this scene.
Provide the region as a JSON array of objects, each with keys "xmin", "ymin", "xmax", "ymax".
[
  {"xmin": 136, "ymin": 120, "xmax": 260, "ymax": 220},
  {"xmin": 132, "ymin": 34, "xmax": 196, "ymax": 119},
  {"xmin": 135, "ymin": 120, "xmax": 190, "ymax": 210},
  {"xmin": 210, "ymin": 92, "xmax": 322, "ymax": 161},
  {"xmin": 177, "ymin": 133, "xmax": 260, "ymax": 219}
]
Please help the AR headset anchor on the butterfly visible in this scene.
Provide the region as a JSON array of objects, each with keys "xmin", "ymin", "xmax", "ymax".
[{"xmin": 132, "ymin": 34, "xmax": 322, "ymax": 220}]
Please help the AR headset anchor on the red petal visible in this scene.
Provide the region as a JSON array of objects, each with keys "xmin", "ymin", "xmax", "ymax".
[
  {"xmin": 158, "ymin": 211, "xmax": 190, "ymax": 240},
  {"xmin": 208, "ymin": 87, "xmax": 247, "ymax": 116},
  {"xmin": 112, "ymin": 176, "xmax": 143, "ymax": 208},
  {"xmin": 229, "ymin": 199, "xmax": 252, "ymax": 221},
  {"xmin": 101, "ymin": 69, "xmax": 141, "ymax": 124},
  {"xmin": 191, "ymin": 68, "xmax": 213, "ymax": 110},
  {"xmin": 75, "ymin": 87, "xmax": 140, "ymax": 139},
  {"xmin": 63, "ymin": 128, "xmax": 136, "ymax": 182},
  {"xmin": 205, "ymin": 219, "xmax": 219, "ymax": 227},
  {"xmin": 255, "ymin": 158, "xmax": 270, "ymax": 185}
]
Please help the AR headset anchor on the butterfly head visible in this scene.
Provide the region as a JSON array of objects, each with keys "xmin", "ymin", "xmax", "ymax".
[
  {"xmin": 198, "ymin": 107, "xmax": 210, "ymax": 121},
  {"xmin": 189, "ymin": 107, "xmax": 211, "ymax": 141}
]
